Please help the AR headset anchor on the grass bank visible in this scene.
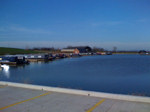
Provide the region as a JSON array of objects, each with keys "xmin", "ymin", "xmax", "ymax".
[{"xmin": 0, "ymin": 47, "xmax": 40, "ymax": 55}]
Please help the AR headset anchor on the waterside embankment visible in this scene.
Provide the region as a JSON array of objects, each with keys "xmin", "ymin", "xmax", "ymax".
[
  {"xmin": 0, "ymin": 81, "xmax": 150, "ymax": 103},
  {"xmin": 0, "ymin": 81, "xmax": 150, "ymax": 112}
]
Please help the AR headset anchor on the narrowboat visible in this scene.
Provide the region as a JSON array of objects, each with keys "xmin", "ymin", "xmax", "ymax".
[
  {"xmin": 0, "ymin": 56, "xmax": 18, "ymax": 65},
  {"xmin": 24, "ymin": 54, "xmax": 49, "ymax": 62}
]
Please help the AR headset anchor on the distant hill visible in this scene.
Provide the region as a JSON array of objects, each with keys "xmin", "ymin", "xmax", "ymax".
[{"xmin": 0, "ymin": 47, "xmax": 39, "ymax": 55}]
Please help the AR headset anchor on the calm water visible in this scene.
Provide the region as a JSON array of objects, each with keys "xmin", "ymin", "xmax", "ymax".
[{"xmin": 1, "ymin": 55, "xmax": 150, "ymax": 96}]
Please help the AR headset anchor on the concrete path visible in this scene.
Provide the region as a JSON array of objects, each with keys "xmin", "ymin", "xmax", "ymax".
[{"xmin": 0, "ymin": 85, "xmax": 150, "ymax": 112}]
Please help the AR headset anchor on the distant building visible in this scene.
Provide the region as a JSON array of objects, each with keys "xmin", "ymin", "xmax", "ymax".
[
  {"xmin": 61, "ymin": 48, "xmax": 80, "ymax": 54},
  {"xmin": 61, "ymin": 46, "xmax": 92, "ymax": 54},
  {"xmin": 138, "ymin": 50, "xmax": 149, "ymax": 55}
]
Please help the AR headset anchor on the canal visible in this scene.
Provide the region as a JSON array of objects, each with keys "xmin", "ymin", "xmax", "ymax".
[{"xmin": 0, "ymin": 54, "xmax": 150, "ymax": 96}]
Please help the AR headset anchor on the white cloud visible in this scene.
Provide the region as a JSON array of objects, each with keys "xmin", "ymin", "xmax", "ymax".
[
  {"xmin": 136, "ymin": 19, "xmax": 148, "ymax": 23},
  {"xmin": 91, "ymin": 19, "xmax": 150, "ymax": 27},
  {"xmin": 0, "ymin": 25, "xmax": 52, "ymax": 35},
  {"xmin": 0, "ymin": 41, "xmax": 150, "ymax": 50},
  {"xmin": 91, "ymin": 21, "xmax": 123, "ymax": 27},
  {"xmin": 0, "ymin": 27, "xmax": 7, "ymax": 32}
]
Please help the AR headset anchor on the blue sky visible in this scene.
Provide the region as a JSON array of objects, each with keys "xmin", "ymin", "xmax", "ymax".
[{"xmin": 0, "ymin": 0, "xmax": 150, "ymax": 50}]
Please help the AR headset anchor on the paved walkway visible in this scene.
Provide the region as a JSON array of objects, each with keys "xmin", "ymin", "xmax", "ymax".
[{"xmin": 0, "ymin": 85, "xmax": 150, "ymax": 112}]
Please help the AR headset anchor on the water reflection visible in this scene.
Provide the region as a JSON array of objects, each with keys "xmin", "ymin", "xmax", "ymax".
[
  {"xmin": 1, "ymin": 65, "xmax": 10, "ymax": 78},
  {"xmin": 11, "ymin": 65, "xmax": 26, "ymax": 69},
  {"xmin": 0, "ymin": 67, "xmax": 2, "ymax": 71},
  {"xmin": 0, "ymin": 64, "xmax": 27, "ymax": 78}
]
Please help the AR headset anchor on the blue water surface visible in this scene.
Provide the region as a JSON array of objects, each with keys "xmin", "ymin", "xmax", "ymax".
[{"xmin": 1, "ymin": 55, "xmax": 150, "ymax": 96}]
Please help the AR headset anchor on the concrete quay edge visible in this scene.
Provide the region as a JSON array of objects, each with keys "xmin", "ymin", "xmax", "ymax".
[{"xmin": 0, "ymin": 81, "xmax": 150, "ymax": 103}]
